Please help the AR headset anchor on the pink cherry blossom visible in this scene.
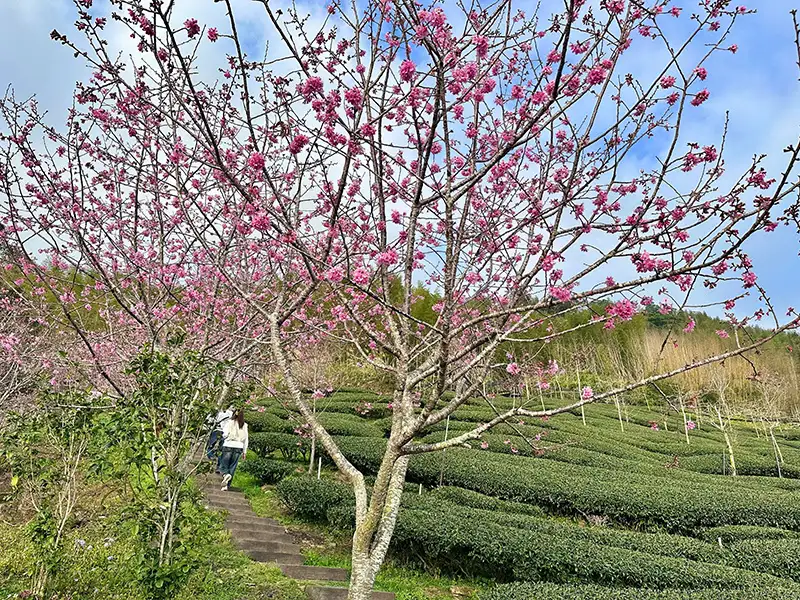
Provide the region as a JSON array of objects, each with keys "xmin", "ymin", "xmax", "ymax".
[
  {"xmin": 289, "ymin": 134, "xmax": 309, "ymax": 154},
  {"xmin": 586, "ymin": 66, "xmax": 607, "ymax": 85},
  {"xmin": 691, "ymin": 90, "xmax": 709, "ymax": 106},
  {"xmin": 608, "ymin": 299, "xmax": 636, "ymax": 321},
  {"xmin": 344, "ymin": 87, "xmax": 364, "ymax": 107},
  {"xmin": 248, "ymin": 152, "xmax": 265, "ymax": 169},
  {"xmin": 399, "ymin": 59, "xmax": 416, "ymax": 82},
  {"xmin": 506, "ymin": 362, "xmax": 521, "ymax": 375},
  {"xmin": 184, "ymin": 19, "xmax": 200, "ymax": 38},
  {"xmin": 550, "ymin": 287, "xmax": 571, "ymax": 302},
  {"xmin": 581, "ymin": 386, "xmax": 594, "ymax": 400},
  {"xmin": 208, "ymin": 28, "xmax": 219, "ymax": 42},
  {"xmin": 375, "ymin": 249, "xmax": 399, "ymax": 267},
  {"xmin": 324, "ymin": 267, "xmax": 344, "ymax": 283},
  {"xmin": 473, "ymin": 35, "xmax": 489, "ymax": 59},
  {"xmin": 660, "ymin": 76, "xmax": 676, "ymax": 89},
  {"xmin": 352, "ymin": 267, "xmax": 370, "ymax": 285},
  {"xmin": 298, "ymin": 76, "xmax": 324, "ymax": 101}
]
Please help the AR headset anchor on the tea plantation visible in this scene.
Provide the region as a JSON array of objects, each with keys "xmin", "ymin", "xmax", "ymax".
[{"xmin": 241, "ymin": 391, "xmax": 800, "ymax": 597}]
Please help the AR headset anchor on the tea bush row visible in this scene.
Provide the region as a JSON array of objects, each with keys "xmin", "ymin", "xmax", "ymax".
[
  {"xmin": 700, "ymin": 525, "xmax": 800, "ymax": 544},
  {"xmin": 480, "ymin": 582, "xmax": 800, "ymax": 600},
  {"xmin": 275, "ymin": 476, "xmax": 800, "ymax": 588},
  {"xmin": 238, "ymin": 457, "xmax": 297, "ymax": 484},
  {"xmin": 249, "ymin": 432, "xmax": 308, "ymax": 461},
  {"xmin": 391, "ymin": 503, "xmax": 785, "ymax": 589},
  {"xmin": 245, "ymin": 411, "xmax": 295, "ymax": 434},
  {"xmin": 330, "ymin": 437, "xmax": 800, "ymax": 532}
]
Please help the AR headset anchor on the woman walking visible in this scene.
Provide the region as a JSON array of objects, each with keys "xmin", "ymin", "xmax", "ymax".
[
  {"xmin": 206, "ymin": 405, "xmax": 233, "ymax": 464},
  {"xmin": 219, "ymin": 409, "xmax": 248, "ymax": 491}
]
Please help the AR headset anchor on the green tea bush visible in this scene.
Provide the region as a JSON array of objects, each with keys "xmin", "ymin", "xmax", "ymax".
[
  {"xmin": 239, "ymin": 457, "xmax": 298, "ymax": 484},
  {"xmin": 779, "ymin": 428, "xmax": 800, "ymax": 441},
  {"xmin": 275, "ymin": 476, "xmax": 354, "ymax": 521},
  {"xmin": 700, "ymin": 525, "xmax": 800, "ymax": 544},
  {"xmin": 332, "ymin": 437, "xmax": 800, "ymax": 532},
  {"xmin": 424, "ymin": 486, "xmax": 546, "ymax": 518},
  {"xmin": 480, "ymin": 582, "xmax": 800, "ymax": 599},
  {"xmin": 275, "ymin": 476, "xmax": 798, "ymax": 589},
  {"xmin": 326, "ymin": 503, "xmax": 357, "ymax": 530},
  {"xmin": 729, "ymin": 539, "xmax": 800, "ymax": 581},
  {"xmin": 245, "ymin": 411, "xmax": 295, "ymax": 433},
  {"xmin": 392, "ymin": 504, "xmax": 784, "ymax": 589},
  {"xmin": 249, "ymin": 432, "xmax": 309, "ymax": 461},
  {"xmin": 401, "ymin": 495, "xmax": 727, "ymax": 565},
  {"xmin": 315, "ymin": 412, "xmax": 385, "ymax": 437},
  {"xmin": 679, "ymin": 453, "xmax": 800, "ymax": 478}
]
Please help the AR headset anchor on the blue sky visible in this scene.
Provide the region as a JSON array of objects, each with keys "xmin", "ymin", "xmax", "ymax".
[{"xmin": 1, "ymin": 0, "xmax": 799, "ymax": 321}]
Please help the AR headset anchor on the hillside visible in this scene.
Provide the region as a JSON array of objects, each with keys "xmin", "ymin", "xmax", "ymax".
[{"xmin": 236, "ymin": 389, "xmax": 800, "ymax": 598}]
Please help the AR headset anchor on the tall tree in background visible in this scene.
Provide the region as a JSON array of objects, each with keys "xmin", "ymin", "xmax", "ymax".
[{"xmin": 3, "ymin": 0, "xmax": 800, "ymax": 597}]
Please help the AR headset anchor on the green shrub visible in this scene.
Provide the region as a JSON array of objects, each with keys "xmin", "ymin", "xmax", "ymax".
[
  {"xmin": 326, "ymin": 503, "xmax": 357, "ymax": 530},
  {"xmin": 315, "ymin": 412, "xmax": 385, "ymax": 437},
  {"xmin": 239, "ymin": 457, "xmax": 298, "ymax": 485},
  {"xmin": 424, "ymin": 487, "xmax": 546, "ymax": 518},
  {"xmin": 332, "ymin": 437, "xmax": 800, "ymax": 533},
  {"xmin": 245, "ymin": 411, "xmax": 295, "ymax": 433},
  {"xmin": 249, "ymin": 432, "xmax": 309, "ymax": 461},
  {"xmin": 729, "ymin": 539, "xmax": 800, "ymax": 581},
  {"xmin": 274, "ymin": 476, "xmax": 797, "ymax": 590},
  {"xmin": 480, "ymin": 582, "xmax": 800, "ymax": 599},
  {"xmin": 779, "ymin": 428, "xmax": 800, "ymax": 441},
  {"xmin": 700, "ymin": 525, "xmax": 800, "ymax": 544},
  {"xmin": 392, "ymin": 504, "xmax": 785, "ymax": 589},
  {"xmin": 275, "ymin": 476, "xmax": 353, "ymax": 521},
  {"xmin": 322, "ymin": 400, "xmax": 394, "ymax": 418},
  {"xmin": 400, "ymin": 495, "xmax": 728, "ymax": 566}
]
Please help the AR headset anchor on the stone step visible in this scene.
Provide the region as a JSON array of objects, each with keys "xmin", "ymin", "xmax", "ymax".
[
  {"xmin": 204, "ymin": 490, "xmax": 249, "ymax": 502},
  {"xmin": 235, "ymin": 538, "xmax": 301, "ymax": 554},
  {"xmin": 228, "ymin": 528, "xmax": 297, "ymax": 545},
  {"xmin": 200, "ymin": 488, "xmax": 246, "ymax": 499},
  {"xmin": 246, "ymin": 549, "xmax": 305, "ymax": 565},
  {"xmin": 206, "ymin": 497, "xmax": 250, "ymax": 510},
  {"xmin": 205, "ymin": 498, "xmax": 254, "ymax": 512},
  {"xmin": 306, "ymin": 586, "xmax": 395, "ymax": 600},
  {"xmin": 279, "ymin": 565, "xmax": 349, "ymax": 582},
  {"xmin": 222, "ymin": 509, "xmax": 282, "ymax": 525},
  {"xmin": 226, "ymin": 518, "xmax": 287, "ymax": 532}
]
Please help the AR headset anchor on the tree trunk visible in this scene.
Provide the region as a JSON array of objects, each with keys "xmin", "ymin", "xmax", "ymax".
[
  {"xmin": 348, "ymin": 553, "xmax": 378, "ymax": 600},
  {"xmin": 347, "ymin": 454, "xmax": 409, "ymax": 599}
]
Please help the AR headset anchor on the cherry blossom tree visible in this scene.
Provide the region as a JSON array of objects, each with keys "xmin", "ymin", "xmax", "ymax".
[{"xmin": 3, "ymin": 0, "xmax": 800, "ymax": 597}]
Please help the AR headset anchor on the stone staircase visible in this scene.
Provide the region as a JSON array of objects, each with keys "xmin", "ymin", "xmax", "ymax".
[{"xmin": 201, "ymin": 482, "xmax": 394, "ymax": 600}]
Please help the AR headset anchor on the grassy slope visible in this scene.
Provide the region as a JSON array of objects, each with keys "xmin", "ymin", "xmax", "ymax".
[{"xmin": 0, "ymin": 480, "xmax": 306, "ymax": 600}]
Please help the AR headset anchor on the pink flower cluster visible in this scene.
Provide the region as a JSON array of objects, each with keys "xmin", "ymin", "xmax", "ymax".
[
  {"xmin": 607, "ymin": 298, "xmax": 636, "ymax": 322},
  {"xmin": 288, "ymin": 134, "xmax": 309, "ymax": 155},
  {"xmin": 184, "ymin": 19, "xmax": 200, "ymax": 38},
  {"xmin": 400, "ymin": 59, "xmax": 416, "ymax": 82}
]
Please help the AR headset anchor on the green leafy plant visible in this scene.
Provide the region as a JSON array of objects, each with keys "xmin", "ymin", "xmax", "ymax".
[
  {"xmin": 1, "ymin": 392, "xmax": 95, "ymax": 595},
  {"xmin": 100, "ymin": 346, "xmax": 231, "ymax": 598}
]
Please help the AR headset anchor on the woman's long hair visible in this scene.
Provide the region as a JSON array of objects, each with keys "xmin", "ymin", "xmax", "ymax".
[{"xmin": 234, "ymin": 409, "xmax": 245, "ymax": 428}]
